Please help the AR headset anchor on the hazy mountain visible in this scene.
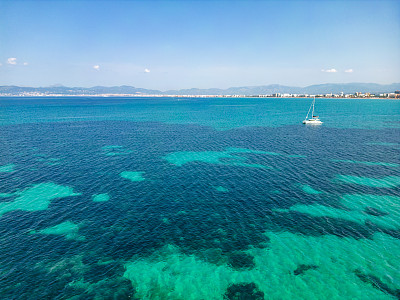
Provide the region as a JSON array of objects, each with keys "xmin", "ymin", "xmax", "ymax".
[
  {"xmin": 164, "ymin": 84, "xmax": 299, "ymax": 95},
  {"xmin": 166, "ymin": 83, "xmax": 400, "ymax": 95},
  {"xmin": 0, "ymin": 83, "xmax": 399, "ymax": 96},
  {"xmin": 0, "ymin": 85, "xmax": 162, "ymax": 96},
  {"xmin": 301, "ymin": 83, "xmax": 400, "ymax": 94}
]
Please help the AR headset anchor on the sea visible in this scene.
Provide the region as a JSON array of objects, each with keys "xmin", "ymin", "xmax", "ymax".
[{"xmin": 0, "ymin": 96, "xmax": 399, "ymax": 299}]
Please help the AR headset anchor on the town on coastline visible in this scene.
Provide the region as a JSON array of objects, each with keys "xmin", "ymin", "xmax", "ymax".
[
  {"xmin": 1, "ymin": 84, "xmax": 399, "ymax": 98},
  {"xmin": 1, "ymin": 91, "xmax": 399, "ymax": 98},
  {"xmin": 241, "ymin": 91, "xmax": 400, "ymax": 99}
]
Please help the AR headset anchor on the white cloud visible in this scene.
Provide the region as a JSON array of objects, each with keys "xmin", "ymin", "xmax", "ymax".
[
  {"xmin": 345, "ymin": 69, "xmax": 354, "ymax": 73},
  {"xmin": 93, "ymin": 65, "xmax": 100, "ymax": 71},
  {"xmin": 0, "ymin": 63, "xmax": 2, "ymax": 66},
  {"xmin": 144, "ymin": 68, "xmax": 150, "ymax": 73},
  {"xmin": 7, "ymin": 58, "xmax": 17, "ymax": 65},
  {"xmin": 23, "ymin": 62, "xmax": 28, "ymax": 66},
  {"xmin": 321, "ymin": 68, "xmax": 338, "ymax": 73}
]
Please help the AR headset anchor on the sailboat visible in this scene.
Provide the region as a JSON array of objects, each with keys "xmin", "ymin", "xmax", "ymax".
[{"xmin": 303, "ymin": 96, "xmax": 322, "ymax": 125}]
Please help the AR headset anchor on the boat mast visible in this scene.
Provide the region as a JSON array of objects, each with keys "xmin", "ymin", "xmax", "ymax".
[
  {"xmin": 305, "ymin": 100, "xmax": 312, "ymax": 120},
  {"xmin": 312, "ymin": 96, "xmax": 315, "ymax": 117}
]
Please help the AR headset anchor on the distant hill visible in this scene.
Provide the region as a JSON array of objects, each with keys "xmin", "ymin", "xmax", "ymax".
[
  {"xmin": 166, "ymin": 83, "xmax": 400, "ymax": 95},
  {"xmin": 164, "ymin": 84, "xmax": 299, "ymax": 95},
  {"xmin": 0, "ymin": 83, "xmax": 399, "ymax": 96},
  {"xmin": 301, "ymin": 83, "xmax": 400, "ymax": 94},
  {"xmin": 0, "ymin": 85, "xmax": 162, "ymax": 95}
]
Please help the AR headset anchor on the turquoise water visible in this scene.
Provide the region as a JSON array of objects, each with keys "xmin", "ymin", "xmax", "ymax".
[
  {"xmin": 1, "ymin": 97, "xmax": 400, "ymax": 130},
  {"xmin": 0, "ymin": 97, "xmax": 399, "ymax": 299}
]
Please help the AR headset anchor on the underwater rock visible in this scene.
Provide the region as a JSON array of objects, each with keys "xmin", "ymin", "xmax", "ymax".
[
  {"xmin": 71, "ymin": 277, "xmax": 136, "ymax": 299},
  {"xmin": 83, "ymin": 263, "xmax": 118, "ymax": 283},
  {"xmin": 293, "ymin": 264, "xmax": 318, "ymax": 276},
  {"xmin": 224, "ymin": 282, "xmax": 264, "ymax": 300},
  {"xmin": 196, "ymin": 248, "xmax": 225, "ymax": 265},
  {"xmin": 364, "ymin": 206, "xmax": 388, "ymax": 217},
  {"xmin": 228, "ymin": 252, "xmax": 255, "ymax": 270},
  {"xmin": 354, "ymin": 269, "xmax": 400, "ymax": 299}
]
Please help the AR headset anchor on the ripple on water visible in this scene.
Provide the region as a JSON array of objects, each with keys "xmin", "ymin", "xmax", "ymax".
[
  {"xmin": 163, "ymin": 148, "xmax": 276, "ymax": 169},
  {"xmin": 0, "ymin": 192, "xmax": 16, "ymax": 198},
  {"xmin": 0, "ymin": 99, "xmax": 399, "ymax": 298},
  {"xmin": 332, "ymin": 159, "xmax": 399, "ymax": 168},
  {"xmin": 366, "ymin": 142, "xmax": 400, "ymax": 149},
  {"xmin": 101, "ymin": 145, "xmax": 133, "ymax": 156},
  {"xmin": 336, "ymin": 175, "xmax": 400, "ymax": 188},
  {"xmin": 163, "ymin": 147, "xmax": 306, "ymax": 170},
  {"xmin": 35, "ymin": 254, "xmax": 134, "ymax": 299}
]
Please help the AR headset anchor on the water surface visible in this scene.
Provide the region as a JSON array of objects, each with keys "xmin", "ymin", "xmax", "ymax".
[{"xmin": 0, "ymin": 97, "xmax": 399, "ymax": 299}]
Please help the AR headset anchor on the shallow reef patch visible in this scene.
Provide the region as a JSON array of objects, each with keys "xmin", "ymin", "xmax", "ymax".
[
  {"xmin": 274, "ymin": 193, "xmax": 400, "ymax": 230},
  {"xmin": 301, "ymin": 185, "xmax": 323, "ymax": 195},
  {"xmin": 332, "ymin": 159, "xmax": 399, "ymax": 168},
  {"xmin": 120, "ymin": 171, "xmax": 145, "ymax": 182},
  {"xmin": 30, "ymin": 221, "xmax": 84, "ymax": 241},
  {"xmin": 0, "ymin": 164, "xmax": 16, "ymax": 173},
  {"xmin": 0, "ymin": 182, "xmax": 81, "ymax": 217},
  {"xmin": 335, "ymin": 175, "xmax": 400, "ymax": 188},
  {"xmin": 122, "ymin": 231, "xmax": 400, "ymax": 299},
  {"xmin": 214, "ymin": 186, "xmax": 229, "ymax": 192},
  {"xmin": 92, "ymin": 193, "xmax": 110, "ymax": 202},
  {"xmin": 163, "ymin": 148, "xmax": 278, "ymax": 169}
]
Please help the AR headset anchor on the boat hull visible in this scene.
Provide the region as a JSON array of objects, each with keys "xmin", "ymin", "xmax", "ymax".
[{"xmin": 303, "ymin": 119, "xmax": 323, "ymax": 125}]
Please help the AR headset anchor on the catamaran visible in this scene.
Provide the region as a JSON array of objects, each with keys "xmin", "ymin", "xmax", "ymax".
[{"xmin": 303, "ymin": 96, "xmax": 322, "ymax": 125}]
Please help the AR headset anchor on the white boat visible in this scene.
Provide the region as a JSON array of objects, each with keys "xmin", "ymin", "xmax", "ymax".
[{"xmin": 303, "ymin": 97, "xmax": 322, "ymax": 125}]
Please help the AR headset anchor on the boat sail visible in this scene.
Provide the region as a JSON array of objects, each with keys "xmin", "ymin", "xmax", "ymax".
[{"xmin": 303, "ymin": 96, "xmax": 322, "ymax": 125}]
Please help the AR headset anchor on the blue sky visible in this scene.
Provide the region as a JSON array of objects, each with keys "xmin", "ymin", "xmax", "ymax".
[{"xmin": 0, "ymin": 0, "xmax": 399, "ymax": 90}]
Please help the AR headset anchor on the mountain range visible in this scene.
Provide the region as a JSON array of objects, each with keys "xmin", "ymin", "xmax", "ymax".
[{"xmin": 1, "ymin": 83, "xmax": 399, "ymax": 96}]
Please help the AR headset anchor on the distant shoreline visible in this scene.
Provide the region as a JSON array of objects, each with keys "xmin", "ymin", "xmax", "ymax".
[
  {"xmin": 0, "ymin": 95, "xmax": 398, "ymax": 100},
  {"xmin": 1, "ymin": 83, "xmax": 399, "ymax": 99}
]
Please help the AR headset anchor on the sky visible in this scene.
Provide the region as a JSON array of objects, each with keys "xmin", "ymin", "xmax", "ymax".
[{"xmin": 0, "ymin": 0, "xmax": 399, "ymax": 90}]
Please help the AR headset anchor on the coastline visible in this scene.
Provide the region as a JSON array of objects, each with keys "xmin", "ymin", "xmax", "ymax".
[{"xmin": 0, "ymin": 95, "xmax": 397, "ymax": 100}]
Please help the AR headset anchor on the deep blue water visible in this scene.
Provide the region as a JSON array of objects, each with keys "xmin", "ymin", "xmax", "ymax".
[{"xmin": 0, "ymin": 97, "xmax": 399, "ymax": 299}]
